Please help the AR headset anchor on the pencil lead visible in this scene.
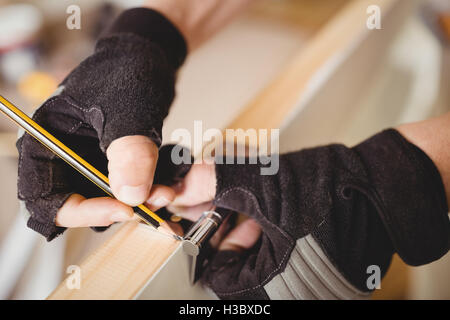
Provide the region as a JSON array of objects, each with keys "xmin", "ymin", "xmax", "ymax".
[{"xmin": 157, "ymin": 220, "xmax": 183, "ymax": 241}]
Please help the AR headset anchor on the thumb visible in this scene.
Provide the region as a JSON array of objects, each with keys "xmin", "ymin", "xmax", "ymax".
[{"xmin": 107, "ymin": 135, "xmax": 158, "ymax": 206}]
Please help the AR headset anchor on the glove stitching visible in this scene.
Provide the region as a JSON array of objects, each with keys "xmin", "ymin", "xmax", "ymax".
[
  {"xmin": 32, "ymin": 95, "xmax": 104, "ymax": 134},
  {"xmin": 16, "ymin": 98, "xmax": 60, "ymax": 199},
  {"xmin": 215, "ymin": 187, "xmax": 293, "ymax": 243},
  {"xmin": 17, "ymin": 139, "xmax": 25, "ymax": 199},
  {"xmin": 149, "ymin": 127, "xmax": 162, "ymax": 146},
  {"xmin": 61, "ymin": 93, "xmax": 163, "ymax": 147},
  {"xmin": 66, "ymin": 121, "xmax": 84, "ymax": 135},
  {"xmin": 213, "ymin": 187, "xmax": 294, "ymax": 296},
  {"xmin": 55, "ymin": 95, "xmax": 104, "ymax": 128},
  {"xmin": 18, "ymin": 117, "xmax": 84, "ymax": 200},
  {"xmin": 32, "ymin": 95, "xmax": 59, "ymax": 119},
  {"xmin": 215, "ymin": 245, "xmax": 292, "ymax": 297}
]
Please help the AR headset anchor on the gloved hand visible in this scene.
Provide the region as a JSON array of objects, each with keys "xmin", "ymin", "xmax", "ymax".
[
  {"xmin": 17, "ymin": 8, "xmax": 187, "ymax": 240},
  {"xmin": 170, "ymin": 129, "xmax": 450, "ymax": 299}
]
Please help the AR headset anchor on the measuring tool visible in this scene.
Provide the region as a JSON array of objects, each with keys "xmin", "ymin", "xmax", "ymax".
[{"xmin": 0, "ymin": 94, "xmax": 230, "ymax": 279}]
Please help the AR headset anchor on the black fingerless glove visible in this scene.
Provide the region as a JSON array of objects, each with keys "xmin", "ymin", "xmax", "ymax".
[
  {"xmin": 203, "ymin": 129, "xmax": 450, "ymax": 299},
  {"xmin": 17, "ymin": 8, "xmax": 187, "ymax": 240}
]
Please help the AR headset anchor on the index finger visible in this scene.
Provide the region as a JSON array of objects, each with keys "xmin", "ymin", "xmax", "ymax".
[{"xmin": 56, "ymin": 194, "xmax": 134, "ymax": 227}]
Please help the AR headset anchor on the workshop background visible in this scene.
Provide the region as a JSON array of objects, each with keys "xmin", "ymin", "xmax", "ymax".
[{"xmin": 0, "ymin": 0, "xmax": 449, "ymax": 299}]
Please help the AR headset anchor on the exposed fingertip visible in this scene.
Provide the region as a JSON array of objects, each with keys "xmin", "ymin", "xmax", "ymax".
[
  {"xmin": 148, "ymin": 196, "xmax": 170, "ymax": 208},
  {"xmin": 110, "ymin": 211, "xmax": 134, "ymax": 222},
  {"xmin": 145, "ymin": 185, "xmax": 176, "ymax": 211},
  {"xmin": 118, "ymin": 184, "xmax": 150, "ymax": 206}
]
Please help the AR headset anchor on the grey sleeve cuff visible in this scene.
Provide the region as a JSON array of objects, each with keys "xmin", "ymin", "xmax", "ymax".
[{"xmin": 264, "ymin": 235, "xmax": 371, "ymax": 300}]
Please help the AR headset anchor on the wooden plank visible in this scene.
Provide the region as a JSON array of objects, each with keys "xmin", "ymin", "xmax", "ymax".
[
  {"xmin": 250, "ymin": 0, "xmax": 351, "ymax": 33},
  {"xmin": 228, "ymin": 0, "xmax": 400, "ymax": 132},
  {"xmin": 48, "ymin": 221, "xmax": 179, "ymax": 300},
  {"xmin": 277, "ymin": 0, "xmax": 413, "ymax": 151}
]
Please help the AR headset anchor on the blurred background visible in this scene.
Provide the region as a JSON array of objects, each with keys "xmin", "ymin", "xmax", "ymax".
[{"xmin": 0, "ymin": 0, "xmax": 449, "ymax": 299}]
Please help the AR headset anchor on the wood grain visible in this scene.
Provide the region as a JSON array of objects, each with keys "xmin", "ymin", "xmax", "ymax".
[
  {"xmin": 250, "ymin": 0, "xmax": 351, "ymax": 34},
  {"xmin": 48, "ymin": 221, "xmax": 180, "ymax": 300}
]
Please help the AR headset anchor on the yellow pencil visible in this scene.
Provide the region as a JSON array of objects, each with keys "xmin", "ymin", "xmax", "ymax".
[{"xmin": 0, "ymin": 94, "xmax": 166, "ymax": 230}]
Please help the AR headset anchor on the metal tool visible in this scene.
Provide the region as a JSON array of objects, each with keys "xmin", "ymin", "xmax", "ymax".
[
  {"xmin": 0, "ymin": 94, "xmax": 227, "ymax": 280},
  {"xmin": 182, "ymin": 211, "xmax": 223, "ymax": 283},
  {"xmin": 0, "ymin": 94, "xmax": 164, "ymax": 229}
]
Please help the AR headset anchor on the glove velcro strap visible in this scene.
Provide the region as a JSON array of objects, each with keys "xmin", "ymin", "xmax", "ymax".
[{"xmin": 353, "ymin": 129, "xmax": 449, "ymax": 266}]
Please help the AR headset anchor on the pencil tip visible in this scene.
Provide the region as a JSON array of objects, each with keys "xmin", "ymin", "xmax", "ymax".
[{"xmin": 157, "ymin": 221, "xmax": 183, "ymax": 241}]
